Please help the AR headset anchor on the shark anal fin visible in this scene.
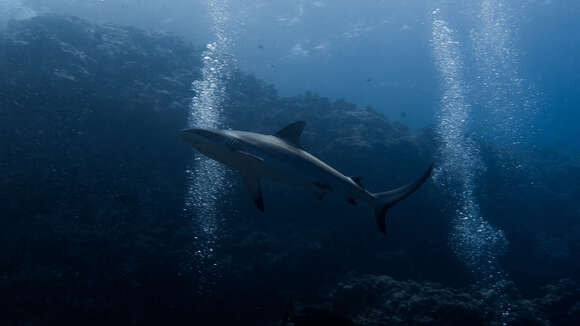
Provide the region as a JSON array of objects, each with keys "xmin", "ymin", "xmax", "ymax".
[
  {"xmin": 241, "ymin": 174, "xmax": 264, "ymax": 212},
  {"xmin": 274, "ymin": 121, "xmax": 306, "ymax": 148}
]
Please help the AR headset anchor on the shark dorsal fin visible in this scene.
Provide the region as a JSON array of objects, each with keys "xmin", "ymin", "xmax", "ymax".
[{"xmin": 274, "ymin": 121, "xmax": 306, "ymax": 148}]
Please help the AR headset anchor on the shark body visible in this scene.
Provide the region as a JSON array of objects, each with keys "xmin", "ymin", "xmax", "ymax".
[{"xmin": 180, "ymin": 121, "xmax": 432, "ymax": 234}]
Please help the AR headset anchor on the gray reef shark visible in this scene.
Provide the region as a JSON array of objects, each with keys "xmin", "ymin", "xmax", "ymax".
[{"xmin": 180, "ymin": 121, "xmax": 432, "ymax": 234}]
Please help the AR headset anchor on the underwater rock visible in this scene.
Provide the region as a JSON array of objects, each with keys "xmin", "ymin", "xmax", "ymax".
[
  {"xmin": 331, "ymin": 275, "xmax": 485, "ymax": 326},
  {"xmin": 533, "ymin": 279, "xmax": 580, "ymax": 326},
  {"xmin": 0, "ymin": 14, "xmax": 203, "ymax": 325},
  {"xmin": 326, "ymin": 275, "xmax": 580, "ymax": 326}
]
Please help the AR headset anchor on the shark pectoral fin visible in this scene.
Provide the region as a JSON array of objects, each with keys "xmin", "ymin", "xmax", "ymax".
[
  {"xmin": 241, "ymin": 174, "xmax": 264, "ymax": 212},
  {"xmin": 236, "ymin": 151, "xmax": 265, "ymax": 212}
]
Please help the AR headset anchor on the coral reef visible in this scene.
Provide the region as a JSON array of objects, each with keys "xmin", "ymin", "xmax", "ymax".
[{"xmin": 326, "ymin": 275, "xmax": 579, "ymax": 326}]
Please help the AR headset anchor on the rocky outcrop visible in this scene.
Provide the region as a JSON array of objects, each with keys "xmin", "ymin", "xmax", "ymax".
[
  {"xmin": 0, "ymin": 15, "xmax": 202, "ymax": 325},
  {"xmin": 326, "ymin": 275, "xmax": 579, "ymax": 326}
]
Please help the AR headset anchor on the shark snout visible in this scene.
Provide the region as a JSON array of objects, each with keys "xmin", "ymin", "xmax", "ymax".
[
  {"xmin": 180, "ymin": 128, "xmax": 219, "ymax": 146},
  {"xmin": 179, "ymin": 128, "xmax": 200, "ymax": 145}
]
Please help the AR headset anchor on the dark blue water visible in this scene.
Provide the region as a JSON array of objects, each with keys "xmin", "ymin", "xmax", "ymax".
[{"xmin": 1, "ymin": 1, "xmax": 579, "ymax": 325}]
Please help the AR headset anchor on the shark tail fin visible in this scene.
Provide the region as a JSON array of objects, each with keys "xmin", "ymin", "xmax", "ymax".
[{"xmin": 372, "ymin": 164, "xmax": 434, "ymax": 234}]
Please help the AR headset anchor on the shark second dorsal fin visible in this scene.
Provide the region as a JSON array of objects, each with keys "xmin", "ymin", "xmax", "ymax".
[{"xmin": 274, "ymin": 121, "xmax": 306, "ymax": 148}]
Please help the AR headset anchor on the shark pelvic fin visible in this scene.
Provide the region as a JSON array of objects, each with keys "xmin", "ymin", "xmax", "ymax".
[
  {"xmin": 275, "ymin": 121, "xmax": 306, "ymax": 148},
  {"xmin": 242, "ymin": 174, "xmax": 264, "ymax": 212}
]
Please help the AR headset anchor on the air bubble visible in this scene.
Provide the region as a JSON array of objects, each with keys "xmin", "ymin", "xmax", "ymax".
[
  {"xmin": 183, "ymin": 0, "xmax": 234, "ymax": 295},
  {"xmin": 432, "ymin": 10, "xmax": 512, "ymax": 324}
]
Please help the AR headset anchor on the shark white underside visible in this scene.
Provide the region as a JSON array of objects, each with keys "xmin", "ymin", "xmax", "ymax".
[{"xmin": 180, "ymin": 121, "xmax": 433, "ymax": 234}]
